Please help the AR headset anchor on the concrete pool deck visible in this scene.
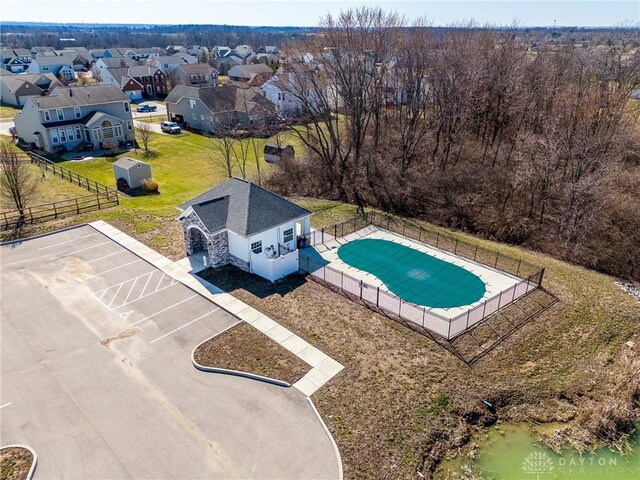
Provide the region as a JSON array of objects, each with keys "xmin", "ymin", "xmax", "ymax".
[{"xmin": 311, "ymin": 226, "xmax": 523, "ymax": 320}]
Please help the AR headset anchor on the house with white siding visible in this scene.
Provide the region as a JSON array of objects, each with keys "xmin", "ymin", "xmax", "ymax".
[{"xmin": 178, "ymin": 177, "xmax": 311, "ymax": 282}]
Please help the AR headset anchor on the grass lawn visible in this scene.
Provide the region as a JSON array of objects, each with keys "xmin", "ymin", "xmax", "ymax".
[
  {"xmin": 192, "ymin": 319, "xmax": 309, "ymax": 385},
  {"xmin": 0, "ymin": 104, "xmax": 20, "ymax": 120},
  {"xmin": 0, "ymin": 162, "xmax": 94, "ymax": 212}
]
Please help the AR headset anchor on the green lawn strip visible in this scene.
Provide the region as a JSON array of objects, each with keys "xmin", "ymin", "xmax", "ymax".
[
  {"xmin": 192, "ymin": 316, "xmax": 309, "ymax": 385},
  {"xmin": 0, "ymin": 446, "xmax": 33, "ymax": 480}
]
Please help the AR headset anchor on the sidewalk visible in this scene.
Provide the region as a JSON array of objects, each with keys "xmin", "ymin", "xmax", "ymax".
[{"xmin": 91, "ymin": 221, "xmax": 344, "ymax": 396}]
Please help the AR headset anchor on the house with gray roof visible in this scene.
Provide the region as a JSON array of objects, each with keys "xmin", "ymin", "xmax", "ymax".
[
  {"xmin": 13, "ymin": 84, "xmax": 135, "ymax": 153},
  {"xmin": 26, "ymin": 54, "xmax": 78, "ymax": 81},
  {"xmin": 165, "ymin": 84, "xmax": 276, "ymax": 131},
  {"xmin": 228, "ymin": 63, "xmax": 273, "ymax": 83},
  {"xmin": 0, "ymin": 72, "xmax": 63, "ymax": 106},
  {"xmin": 173, "ymin": 63, "xmax": 219, "ymax": 88},
  {"xmin": 177, "ymin": 177, "xmax": 311, "ymax": 281}
]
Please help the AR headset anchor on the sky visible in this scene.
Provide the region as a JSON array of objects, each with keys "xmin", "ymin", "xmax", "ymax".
[{"xmin": 0, "ymin": 0, "xmax": 638, "ymax": 27}]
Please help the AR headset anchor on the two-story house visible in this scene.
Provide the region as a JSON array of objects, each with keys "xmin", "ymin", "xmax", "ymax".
[
  {"xmin": 128, "ymin": 65, "xmax": 167, "ymax": 97},
  {"xmin": 27, "ymin": 54, "xmax": 77, "ymax": 81},
  {"xmin": 147, "ymin": 54, "xmax": 197, "ymax": 74},
  {"xmin": 172, "ymin": 64, "xmax": 218, "ymax": 89},
  {"xmin": 13, "ymin": 84, "xmax": 135, "ymax": 153},
  {"xmin": 165, "ymin": 84, "xmax": 275, "ymax": 131},
  {"xmin": 0, "ymin": 71, "xmax": 63, "ymax": 106}
]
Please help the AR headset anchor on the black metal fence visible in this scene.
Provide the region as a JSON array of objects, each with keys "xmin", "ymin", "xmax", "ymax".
[{"xmin": 299, "ymin": 212, "xmax": 545, "ymax": 340}]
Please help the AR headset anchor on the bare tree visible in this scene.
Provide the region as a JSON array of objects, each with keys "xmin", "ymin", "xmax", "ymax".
[
  {"xmin": 136, "ymin": 122, "xmax": 153, "ymax": 155},
  {"xmin": 207, "ymin": 119, "xmax": 238, "ymax": 179},
  {"xmin": 0, "ymin": 144, "xmax": 38, "ymax": 226}
]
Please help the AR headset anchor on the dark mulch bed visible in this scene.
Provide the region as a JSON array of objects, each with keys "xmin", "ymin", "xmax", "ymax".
[
  {"xmin": 193, "ymin": 320, "xmax": 309, "ymax": 385},
  {"xmin": 0, "ymin": 447, "xmax": 33, "ymax": 480}
]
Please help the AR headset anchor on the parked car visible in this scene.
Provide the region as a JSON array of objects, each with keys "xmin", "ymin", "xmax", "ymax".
[
  {"xmin": 137, "ymin": 104, "xmax": 158, "ymax": 113},
  {"xmin": 161, "ymin": 121, "xmax": 181, "ymax": 134}
]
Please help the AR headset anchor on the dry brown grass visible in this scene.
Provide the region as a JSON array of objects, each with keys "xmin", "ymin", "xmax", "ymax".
[
  {"xmin": 0, "ymin": 447, "xmax": 33, "ymax": 480},
  {"xmin": 193, "ymin": 319, "xmax": 310, "ymax": 384},
  {"xmin": 194, "ymin": 225, "xmax": 639, "ymax": 479}
]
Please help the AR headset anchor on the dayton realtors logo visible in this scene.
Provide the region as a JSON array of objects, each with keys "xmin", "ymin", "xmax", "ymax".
[{"xmin": 522, "ymin": 452, "xmax": 554, "ymax": 479}]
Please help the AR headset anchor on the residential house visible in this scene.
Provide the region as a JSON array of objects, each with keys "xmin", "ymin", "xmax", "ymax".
[
  {"xmin": 1, "ymin": 48, "xmax": 32, "ymax": 73},
  {"xmin": 128, "ymin": 65, "xmax": 167, "ymax": 97},
  {"xmin": 94, "ymin": 57, "xmax": 137, "ymax": 72},
  {"xmin": 233, "ymin": 45, "xmax": 255, "ymax": 61},
  {"xmin": 177, "ymin": 177, "xmax": 311, "ymax": 282},
  {"xmin": 186, "ymin": 45, "xmax": 209, "ymax": 57},
  {"xmin": 13, "ymin": 84, "xmax": 135, "ymax": 153},
  {"xmin": 214, "ymin": 54, "xmax": 243, "ymax": 75},
  {"xmin": 96, "ymin": 64, "xmax": 166, "ymax": 99},
  {"xmin": 264, "ymin": 142, "xmax": 294, "ymax": 163},
  {"xmin": 0, "ymin": 71, "xmax": 63, "ymax": 106},
  {"xmin": 165, "ymin": 84, "xmax": 276, "ymax": 131},
  {"xmin": 261, "ymin": 65, "xmax": 331, "ymax": 116},
  {"xmin": 213, "ymin": 46, "xmax": 231, "ymax": 58},
  {"xmin": 165, "ymin": 45, "xmax": 187, "ymax": 55},
  {"xmin": 27, "ymin": 53, "xmax": 83, "ymax": 80},
  {"xmin": 172, "ymin": 63, "xmax": 218, "ymax": 89},
  {"xmin": 228, "ymin": 63, "xmax": 273, "ymax": 83},
  {"xmin": 148, "ymin": 54, "xmax": 197, "ymax": 74},
  {"xmin": 257, "ymin": 46, "xmax": 280, "ymax": 54},
  {"xmin": 255, "ymin": 53, "xmax": 279, "ymax": 66}
]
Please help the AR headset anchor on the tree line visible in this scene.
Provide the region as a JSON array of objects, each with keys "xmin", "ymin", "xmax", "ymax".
[{"xmin": 265, "ymin": 7, "xmax": 640, "ymax": 280}]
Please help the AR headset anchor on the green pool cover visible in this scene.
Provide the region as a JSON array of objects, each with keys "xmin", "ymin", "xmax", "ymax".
[{"xmin": 337, "ymin": 238, "xmax": 486, "ymax": 308}]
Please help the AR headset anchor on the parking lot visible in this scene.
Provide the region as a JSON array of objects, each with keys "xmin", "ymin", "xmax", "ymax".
[{"xmin": 0, "ymin": 225, "xmax": 340, "ymax": 479}]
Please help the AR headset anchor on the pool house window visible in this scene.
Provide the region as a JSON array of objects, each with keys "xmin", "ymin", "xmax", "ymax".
[
  {"xmin": 251, "ymin": 241, "xmax": 262, "ymax": 254},
  {"xmin": 283, "ymin": 228, "xmax": 293, "ymax": 243}
]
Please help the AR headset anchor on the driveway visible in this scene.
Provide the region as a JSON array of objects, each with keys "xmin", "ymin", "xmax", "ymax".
[
  {"xmin": 0, "ymin": 225, "xmax": 341, "ymax": 479},
  {"xmin": 132, "ymin": 101, "xmax": 167, "ymax": 119},
  {"xmin": 0, "ymin": 119, "xmax": 14, "ymax": 136}
]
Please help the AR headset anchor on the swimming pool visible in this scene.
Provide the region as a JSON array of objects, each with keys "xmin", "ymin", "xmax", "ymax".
[{"xmin": 337, "ymin": 238, "xmax": 486, "ymax": 308}]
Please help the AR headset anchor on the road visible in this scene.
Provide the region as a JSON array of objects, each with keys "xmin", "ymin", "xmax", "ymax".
[{"xmin": 0, "ymin": 225, "xmax": 341, "ymax": 479}]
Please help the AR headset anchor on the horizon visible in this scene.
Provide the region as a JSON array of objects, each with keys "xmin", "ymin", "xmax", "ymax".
[{"xmin": 0, "ymin": 1, "xmax": 638, "ymax": 28}]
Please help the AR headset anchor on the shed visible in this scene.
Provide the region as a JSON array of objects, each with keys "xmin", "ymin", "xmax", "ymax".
[
  {"xmin": 113, "ymin": 157, "xmax": 152, "ymax": 189},
  {"xmin": 264, "ymin": 143, "xmax": 294, "ymax": 163}
]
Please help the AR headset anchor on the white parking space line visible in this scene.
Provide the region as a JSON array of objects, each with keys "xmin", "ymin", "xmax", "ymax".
[
  {"xmin": 91, "ymin": 259, "xmax": 144, "ymax": 277},
  {"xmin": 87, "ymin": 251, "xmax": 124, "ymax": 263},
  {"xmin": 37, "ymin": 232, "xmax": 99, "ymax": 250},
  {"xmin": 149, "ymin": 309, "xmax": 220, "ymax": 344},
  {"xmin": 130, "ymin": 294, "xmax": 198, "ymax": 326},
  {"xmin": 93, "ymin": 271, "xmax": 181, "ymax": 311},
  {"xmin": 50, "ymin": 241, "xmax": 111, "ymax": 261},
  {"xmin": 0, "ymin": 402, "xmax": 12, "ymax": 409}
]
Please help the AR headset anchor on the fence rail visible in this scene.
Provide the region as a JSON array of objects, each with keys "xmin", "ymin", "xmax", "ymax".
[
  {"xmin": 30, "ymin": 152, "xmax": 118, "ymax": 201},
  {"xmin": 299, "ymin": 212, "xmax": 545, "ymax": 340},
  {"xmin": 1, "ymin": 153, "xmax": 120, "ymax": 230},
  {"xmin": 1, "ymin": 192, "xmax": 119, "ymax": 230}
]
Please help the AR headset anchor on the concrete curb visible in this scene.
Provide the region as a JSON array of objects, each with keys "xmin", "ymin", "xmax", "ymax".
[
  {"xmin": 306, "ymin": 398, "xmax": 344, "ymax": 480},
  {"xmin": 0, "ymin": 223, "xmax": 88, "ymax": 246},
  {"xmin": 0, "ymin": 444, "xmax": 38, "ymax": 480},
  {"xmin": 190, "ymin": 323, "xmax": 291, "ymax": 388}
]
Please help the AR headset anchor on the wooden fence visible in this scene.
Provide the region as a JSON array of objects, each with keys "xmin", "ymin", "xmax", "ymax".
[
  {"xmin": 29, "ymin": 152, "xmax": 118, "ymax": 199},
  {"xmin": 0, "ymin": 153, "xmax": 119, "ymax": 230}
]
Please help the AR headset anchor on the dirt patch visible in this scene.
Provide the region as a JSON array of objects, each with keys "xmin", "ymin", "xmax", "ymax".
[
  {"xmin": 192, "ymin": 319, "xmax": 309, "ymax": 385},
  {"xmin": 101, "ymin": 328, "xmax": 141, "ymax": 347},
  {"xmin": 0, "ymin": 447, "xmax": 33, "ymax": 480}
]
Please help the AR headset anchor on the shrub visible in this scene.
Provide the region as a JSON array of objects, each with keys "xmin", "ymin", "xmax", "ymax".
[{"xmin": 141, "ymin": 177, "xmax": 159, "ymax": 193}]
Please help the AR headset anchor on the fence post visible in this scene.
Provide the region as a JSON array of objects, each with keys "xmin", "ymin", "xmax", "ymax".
[
  {"xmin": 387, "ymin": 216, "xmax": 390, "ymax": 230},
  {"xmin": 322, "ymin": 227, "xmax": 325, "ymax": 243},
  {"xmin": 466, "ymin": 310, "xmax": 470, "ymax": 329},
  {"xmin": 539, "ymin": 267, "xmax": 545, "ymax": 287},
  {"xmin": 376, "ymin": 287, "xmax": 380, "ymax": 307},
  {"xmin": 418, "ymin": 228, "xmax": 421, "ymax": 243},
  {"xmin": 341, "ymin": 271, "xmax": 344, "ymax": 290},
  {"xmin": 482, "ymin": 300, "xmax": 487, "ymax": 320},
  {"xmin": 323, "ymin": 265, "xmax": 326, "ymax": 283},
  {"xmin": 516, "ymin": 259, "xmax": 522, "ymax": 277},
  {"xmin": 334, "ymin": 224, "xmax": 337, "ymax": 239},
  {"xmin": 96, "ymin": 193, "xmax": 101, "ymax": 209},
  {"xmin": 398, "ymin": 299, "xmax": 401, "ymax": 317},
  {"xmin": 474, "ymin": 245, "xmax": 478, "ymax": 261},
  {"xmin": 494, "ymin": 252, "xmax": 499, "ymax": 268},
  {"xmin": 436, "ymin": 232, "xmax": 440, "ymax": 248},
  {"xmin": 454, "ymin": 238, "xmax": 459, "ymax": 255},
  {"xmin": 360, "ymin": 281, "xmax": 363, "ymax": 300},
  {"xmin": 511, "ymin": 285, "xmax": 516, "ymax": 301},
  {"xmin": 402, "ymin": 221, "xmax": 405, "ymax": 236},
  {"xmin": 75, "ymin": 198, "xmax": 80, "ymax": 213},
  {"xmin": 498, "ymin": 291, "xmax": 503, "ymax": 309},
  {"xmin": 447, "ymin": 318, "xmax": 452, "ymax": 339},
  {"xmin": 422, "ymin": 308, "xmax": 426, "ymax": 328}
]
